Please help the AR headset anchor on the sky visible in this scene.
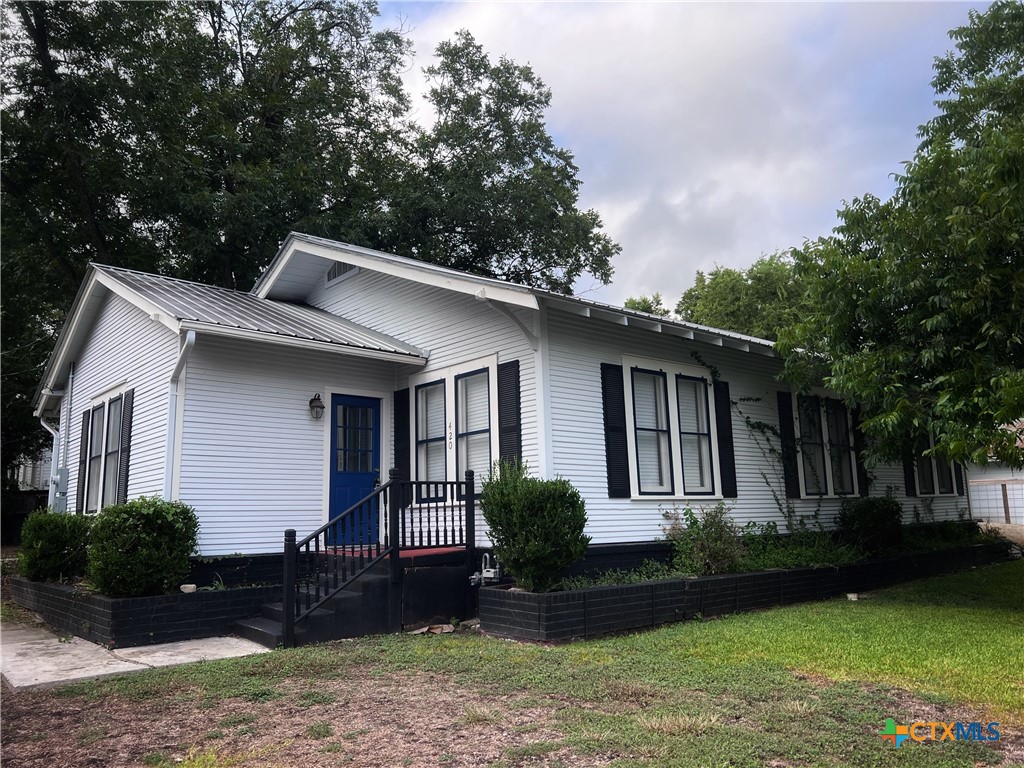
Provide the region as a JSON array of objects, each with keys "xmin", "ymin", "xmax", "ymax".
[{"xmin": 376, "ymin": 1, "xmax": 987, "ymax": 307}]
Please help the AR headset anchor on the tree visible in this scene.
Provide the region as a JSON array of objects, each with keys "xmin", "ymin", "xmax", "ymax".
[
  {"xmin": 624, "ymin": 293, "xmax": 671, "ymax": 317},
  {"xmin": 778, "ymin": 2, "xmax": 1024, "ymax": 468},
  {"xmin": 1, "ymin": 5, "xmax": 619, "ymax": 488},
  {"xmin": 385, "ymin": 31, "xmax": 618, "ymax": 294},
  {"xmin": 674, "ymin": 252, "xmax": 806, "ymax": 341}
]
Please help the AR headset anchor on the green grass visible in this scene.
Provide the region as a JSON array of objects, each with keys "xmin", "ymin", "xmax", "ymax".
[{"xmin": 50, "ymin": 562, "xmax": 1022, "ymax": 767}]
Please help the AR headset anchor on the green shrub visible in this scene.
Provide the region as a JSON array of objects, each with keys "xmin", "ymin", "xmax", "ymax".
[
  {"xmin": 87, "ymin": 497, "xmax": 200, "ymax": 597},
  {"xmin": 836, "ymin": 495, "xmax": 904, "ymax": 556},
  {"xmin": 902, "ymin": 519, "xmax": 1002, "ymax": 552},
  {"xmin": 561, "ymin": 559, "xmax": 675, "ymax": 590},
  {"xmin": 17, "ymin": 509, "xmax": 92, "ymax": 582},
  {"xmin": 481, "ymin": 461, "xmax": 590, "ymax": 593},
  {"xmin": 663, "ymin": 503, "xmax": 744, "ymax": 576},
  {"xmin": 738, "ymin": 524, "xmax": 862, "ymax": 570}
]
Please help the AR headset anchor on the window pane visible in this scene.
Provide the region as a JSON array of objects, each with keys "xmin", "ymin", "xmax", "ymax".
[
  {"xmin": 417, "ymin": 383, "xmax": 444, "ymax": 440},
  {"xmin": 90, "ymin": 408, "xmax": 104, "ymax": 458},
  {"xmin": 801, "ymin": 446, "xmax": 826, "ymax": 495},
  {"xmin": 918, "ymin": 459, "xmax": 935, "ymax": 495},
  {"xmin": 682, "ymin": 434, "xmax": 713, "ymax": 493},
  {"xmin": 677, "ymin": 378, "xmax": 708, "ymax": 433},
  {"xmin": 824, "ymin": 400, "xmax": 850, "ymax": 448},
  {"xmin": 633, "ymin": 372, "xmax": 667, "ymax": 429},
  {"xmin": 798, "ymin": 396, "xmax": 821, "ymax": 442},
  {"xmin": 103, "ymin": 453, "xmax": 119, "ymax": 504},
  {"xmin": 935, "ymin": 458, "xmax": 954, "ymax": 494},
  {"xmin": 831, "ymin": 447, "xmax": 854, "ymax": 495},
  {"xmin": 105, "ymin": 399, "xmax": 122, "ymax": 452},
  {"xmin": 457, "ymin": 373, "xmax": 489, "ymax": 433},
  {"xmin": 637, "ymin": 431, "xmax": 670, "ymax": 492},
  {"xmin": 418, "ymin": 442, "xmax": 445, "ymax": 482},
  {"xmin": 458, "ymin": 432, "xmax": 490, "ymax": 479}
]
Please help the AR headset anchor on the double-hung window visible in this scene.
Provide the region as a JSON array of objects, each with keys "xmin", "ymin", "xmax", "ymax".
[
  {"xmin": 795, "ymin": 394, "xmax": 856, "ymax": 497},
  {"xmin": 916, "ymin": 436, "xmax": 955, "ymax": 496},
  {"xmin": 411, "ymin": 356, "xmax": 498, "ymax": 497},
  {"xmin": 81, "ymin": 391, "xmax": 130, "ymax": 513},
  {"xmin": 624, "ymin": 358, "xmax": 719, "ymax": 498}
]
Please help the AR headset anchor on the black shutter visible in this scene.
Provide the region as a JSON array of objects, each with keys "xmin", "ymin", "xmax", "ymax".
[
  {"xmin": 776, "ymin": 391, "xmax": 801, "ymax": 499},
  {"xmin": 713, "ymin": 381, "xmax": 737, "ymax": 498},
  {"xmin": 393, "ymin": 388, "xmax": 411, "ymax": 507},
  {"xmin": 954, "ymin": 462, "xmax": 965, "ymax": 496},
  {"xmin": 903, "ymin": 459, "xmax": 918, "ymax": 497},
  {"xmin": 850, "ymin": 407, "xmax": 870, "ymax": 497},
  {"xmin": 116, "ymin": 389, "xmax": 134, "ymax": 504},
  {"xmin": 497, "ymin": 360, "xmax": 522, "ymax": 464},
  {"xmin": 601, "ymin": 363, "xmax": 631, "ymax": 498},
  {"xmin": 76, "ymin": 410, "xmax": 90, "ymax": 513}
]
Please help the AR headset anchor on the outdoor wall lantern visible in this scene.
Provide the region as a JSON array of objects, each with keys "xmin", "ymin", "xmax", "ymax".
[{"xmin": 308, "ymin": 393, "xmax": 325, "ymax": 420}]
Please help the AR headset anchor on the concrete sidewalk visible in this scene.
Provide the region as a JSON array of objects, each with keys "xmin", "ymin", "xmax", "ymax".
[{"xmin": 1, "ymin": 624, "xmax": 271, "ymax": 691}]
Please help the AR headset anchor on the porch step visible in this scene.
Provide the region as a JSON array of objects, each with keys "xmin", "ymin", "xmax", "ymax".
[{"xmin": 234, "ymin": 616, "xmax": 284, "ymax": 648}]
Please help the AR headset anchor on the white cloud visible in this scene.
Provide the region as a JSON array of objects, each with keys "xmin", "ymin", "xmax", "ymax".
[{"xmin": 379, "ymin": 0, "xmax": 985, "ymax": 305}]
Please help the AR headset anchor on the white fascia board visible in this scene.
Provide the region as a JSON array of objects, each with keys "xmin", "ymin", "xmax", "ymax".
[
  {"xmin": 93, "ymin": 271, "xmax": 180, "ymax": 333},
  {"xmin": 178, "ymin": 321, "xmax": 428, "ymax": 366},
  {"xmin": 258, "ymin": 237, "xmax": 540, "ymax": 311}
]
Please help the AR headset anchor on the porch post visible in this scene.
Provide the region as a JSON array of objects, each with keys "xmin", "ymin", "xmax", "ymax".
[
  {"xmin": 465, "ymin": 470, "xmax": 476, "ymax": 574},
  {"xmin": 282, "ymin": 529, "xmax": 296, "ymax": 648},
  {"xmin": 388, "ymin": 468, "xmax": 401, "ymax": 584}
]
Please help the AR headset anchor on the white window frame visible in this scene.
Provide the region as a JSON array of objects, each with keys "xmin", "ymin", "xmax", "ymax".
[
  {"xmin": 792, "ymin": 391, "xmax": 858, "ymax": 498},
  {"xmin": 622, "ymin": 356, "xmax": 722, "ymax": 501},
  {"xmin": 409, "ymin": 355, "xmax": 499, "ymax": 489},
  {"xmin": 83, "ymin": 384, "xmax": 129, "ymax": 514},
  {"xmin": 915, "ymin": 435, "xmax": 957, "ymax": 497}
]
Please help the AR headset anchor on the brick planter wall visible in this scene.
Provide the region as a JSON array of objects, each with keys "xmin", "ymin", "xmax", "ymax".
[
  {"xmin": 9, "ymin": 578, "xmax": 280, "ymax": 648},
  {"xmin": 479, "ymin": 542, "xmax": 1011, "ymax": 642}
]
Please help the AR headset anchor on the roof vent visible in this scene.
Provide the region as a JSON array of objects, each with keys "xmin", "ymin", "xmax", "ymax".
[{"xmin": 326, "ymin": 262, "xmax": 356, "ymax": 283}]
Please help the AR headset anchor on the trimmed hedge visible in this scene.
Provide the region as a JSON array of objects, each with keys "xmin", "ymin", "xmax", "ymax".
[
  {"xmin": 17, "ymin": 509, "xmax": 92, "ymax": 582},
  {"xmin": 87, "ymin": 497, "xmax": 199, "ymax": 597}
]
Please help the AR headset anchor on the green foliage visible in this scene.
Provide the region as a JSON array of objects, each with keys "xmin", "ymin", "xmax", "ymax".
[
  {"xmin": 737, "ymin": 525, "xmax": 862, "ymax": 571},
  {"xmin": 663, "ymin": 504, "xmax": 744, "ymax": 576},
  {"xmin": 561, "ymin": 559, "xmax": 675, "ymax": 590},
  {"xmin": 903, "ymin": 519, "xmax": 1005, "ymax": 552},
  {"xmin": 779, "ymin": 3, "xmax": 1024, "ymax": 468},
  {"xmin": 87, "ymin": 497, "xmax": 199, "ymax": 597},
  {"xmin": 675, "ymin": 252, "xmax": 807, "ymax": 341},
  {"xmin": 480, "ymin": 461, "xmax": 590, "ymax": 593},
  {"xmin": 1, "ymin": 6, "xmax": 619, "ymax": 485},
  {"xmin": 17, "ymin": 509, "xmax": 92, "ymax": 582},
  {"xmin": 835, "ymin": 496, "xmax": 904, "ymax": 556},
  {"xmin": 623, "ymin": 293, "xmax": 671, "ymax": 317}
]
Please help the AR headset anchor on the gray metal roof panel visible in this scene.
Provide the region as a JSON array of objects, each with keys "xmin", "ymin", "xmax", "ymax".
[{"xmin": 93, "ymin": 264, "xmax": 424, "ymax": 358}]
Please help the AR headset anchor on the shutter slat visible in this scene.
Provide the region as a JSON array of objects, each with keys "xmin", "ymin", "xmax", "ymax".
[
  {"xmin": 77, "ymin": 410, "xmax": 90, "ymax": 513},
  {"xmin": 601, "ymin": 364, "xmax": 631, "ymax": 498},
  {"xmin": 497, "ymin": 360, "xmax": 521, "ymax": 464},
  {"xmin": 713, "ymin": 381, "xmax": 737, "ymax": 498},
  {"xmin": 116, "ymin": 389, "xmax": 134, "ymax": 504},
  {"xmin": 776, "ymin": 391, "xmax": 801, "ymax": 499}
]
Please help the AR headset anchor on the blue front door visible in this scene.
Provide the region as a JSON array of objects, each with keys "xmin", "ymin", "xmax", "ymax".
[{"xmin": 330, "ymin": 394, "xmax": 381, "ymax": 544}]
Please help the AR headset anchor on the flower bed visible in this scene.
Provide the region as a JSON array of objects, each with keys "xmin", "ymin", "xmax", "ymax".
[
  {"xmin": 478, "ymin": 542, "xmax": 1011, "ymax": 642},
  {"xmin": 9, "ymin": 576, "xmax": 280, "ymax": 648}
]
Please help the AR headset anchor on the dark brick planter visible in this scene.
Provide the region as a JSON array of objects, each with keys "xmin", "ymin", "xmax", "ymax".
[
  {"xmin": 9, "ymin": 577, "xmax": 280, "ymax": 648},
  {"xmin": 479, "ymin": 542, "xmax": 1011, "ymax": 642}
]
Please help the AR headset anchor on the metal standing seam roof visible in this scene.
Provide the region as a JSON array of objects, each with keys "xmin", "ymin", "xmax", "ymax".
[{"xmin": 94, "ymin": 264, "xmax": 425, "ymax": 358}]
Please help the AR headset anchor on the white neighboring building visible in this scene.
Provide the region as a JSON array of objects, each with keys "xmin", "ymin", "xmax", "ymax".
[{"xmin": 968, "ymin": 463, "xmax": 1023, "ymax": 525}]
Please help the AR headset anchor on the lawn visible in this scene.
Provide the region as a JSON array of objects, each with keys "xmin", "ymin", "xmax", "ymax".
[{"xmin": 2, "ymin": 561, "xmax": 1021, "ymax": 767}]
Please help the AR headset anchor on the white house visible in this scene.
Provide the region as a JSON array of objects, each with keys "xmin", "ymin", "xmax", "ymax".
[{"xmin": 33, "ymin": 233, "xmax": 968, "ymax": 556}]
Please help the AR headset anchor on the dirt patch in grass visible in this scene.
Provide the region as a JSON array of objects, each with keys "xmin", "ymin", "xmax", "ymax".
[{"xmin": 1, "ymin": 671, "xmax": 613, "ymax": 768}]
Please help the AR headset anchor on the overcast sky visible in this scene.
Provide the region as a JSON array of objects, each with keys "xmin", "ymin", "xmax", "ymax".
[{"xmin": 377, "ymin": 1, "xmax": 986, "ymax": 307}]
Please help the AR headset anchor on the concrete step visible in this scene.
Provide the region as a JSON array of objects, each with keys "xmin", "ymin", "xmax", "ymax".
[{"xmin": 233, "ymin": 616, "xmax": 283, "ymax": 649}]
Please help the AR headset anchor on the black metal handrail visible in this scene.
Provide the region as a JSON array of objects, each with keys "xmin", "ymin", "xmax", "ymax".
[{"xmin": 282, "ymin": 470, "xmax": 475, "ymax": 647}]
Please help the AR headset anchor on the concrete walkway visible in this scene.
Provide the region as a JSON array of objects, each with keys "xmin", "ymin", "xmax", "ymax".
[{"xmin": 1, "ymin": 624, "xmax": 271, "ymax": 691}]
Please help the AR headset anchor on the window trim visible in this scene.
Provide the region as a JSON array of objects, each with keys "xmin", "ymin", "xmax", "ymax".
[
  {"xmin": 455, "ymin": 368, "xmax": 491, "ymax": 498},
  {"xmin": 83, "ymin": 388, "xmax": 128, "ymax": 514},
  {"xmin": 621, "ymin": 356, "xmax": 722, "ymax": 501},
  {"xmin": 415, "ymin": 379, "xmax": 447, "ymax": 501},
  {"xmin": 792, "ymin": 392, "xmax": 859, "ymax": 498}
]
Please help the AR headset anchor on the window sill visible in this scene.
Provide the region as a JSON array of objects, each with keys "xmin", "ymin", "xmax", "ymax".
[{"xmin": 630, "ymin": 494, "xmax": 722, "ymax": 503}]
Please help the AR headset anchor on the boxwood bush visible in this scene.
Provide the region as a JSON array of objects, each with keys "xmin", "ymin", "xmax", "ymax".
[
  {"xmin": 87, "ymin": 497, "xmax": 200, "ymax": 597},
  {"xmin": 837, "ymin": 494, "xmax": 904, "ymax": 555},
  {"xmin": 18, "ymin": 509, "xmax": 92, "ymax": 582},
  {"xmin": 481, "ymin": 461, "xmax": 590, "ymax": 593}
]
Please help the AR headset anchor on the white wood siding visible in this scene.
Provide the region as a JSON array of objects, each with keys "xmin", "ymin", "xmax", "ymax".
[
  {"xmin": 178, "ymin": 335, "xmax": 410, "ymax": 554},
  {"xmin": 61, "ymin": 293, "xmax": 178, "ymax": 508},
  {"xmin": 308, "ymin": 269, "xmax": 540, "ymax": 473},
  {"xmin": 545, "ymin": 309, "xmax": 966, "ymax": 544}
]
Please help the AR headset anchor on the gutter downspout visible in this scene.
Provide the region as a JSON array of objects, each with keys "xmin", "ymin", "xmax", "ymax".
[
  {"xmin": 163, "ymin": 330, "xmax": 196, "ymax": 499},
  {"xmin": 39, "ymin": 416, "xmax": 60, "ymax": 509}
]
